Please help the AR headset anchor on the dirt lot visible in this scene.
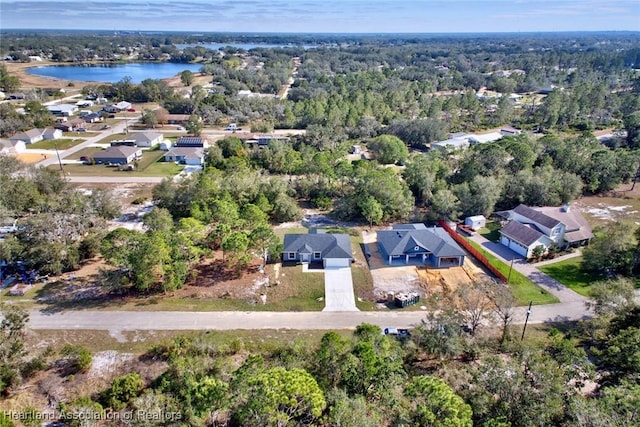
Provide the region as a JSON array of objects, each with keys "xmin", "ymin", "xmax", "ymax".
[
  {"xmin": 362, "ymin": 230, "xmax": 493, "ymax": 302},
  {"xmin": 574, "ymin": 182, "xmax": 640, "ymax": 227}
]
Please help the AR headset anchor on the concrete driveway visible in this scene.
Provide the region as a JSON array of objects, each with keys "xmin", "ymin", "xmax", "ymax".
[{"xmin": 323, "ymin": 267, "xmax": 358, "ymax": 312}]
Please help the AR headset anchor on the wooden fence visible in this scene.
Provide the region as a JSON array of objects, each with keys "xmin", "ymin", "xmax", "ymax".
[{"xmin": 438, "ymin": 220, "xmax": 508, "ymax": 283}]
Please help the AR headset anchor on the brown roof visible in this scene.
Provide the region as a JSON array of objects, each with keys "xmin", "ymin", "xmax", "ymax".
[{"xmin": 500, "ymin": 221, "xmax": 546, "ymax": 247}]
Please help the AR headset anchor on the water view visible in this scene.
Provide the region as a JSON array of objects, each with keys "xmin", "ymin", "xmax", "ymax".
[{"xmin": 26, "ymin": 62, "xmax": 203, "ymax": 83}]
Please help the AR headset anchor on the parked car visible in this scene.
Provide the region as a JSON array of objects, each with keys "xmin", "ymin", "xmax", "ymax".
[
  {"xmin": 101, "ymin": 124, "xmax": 110, "ymax": 130},
  {"xmin": 79, "ymin": 156, "xmax": 89, "ymax": 161},
  {"xmin": 77, "ymin": 127, "xmax": 86, "ymax": 132},
  {"xmin": 127, "ymin": 108, "xmax": 136, "ymax": 112},
  {"xmin": 383, "ymin": 328, "xmax": 411, "ymax": 337}
]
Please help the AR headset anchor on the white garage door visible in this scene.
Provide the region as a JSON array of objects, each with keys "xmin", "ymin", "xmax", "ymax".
[
  {"xmin": 500, "ymin": 236, "xmax": 528, "ymax": 257},
  {"xmin": 324, "ymin": 258, "xmax": 351, "ymax": 268}
]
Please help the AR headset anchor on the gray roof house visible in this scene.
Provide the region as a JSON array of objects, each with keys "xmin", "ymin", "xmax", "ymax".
[
  {"xmin": 498, "ymin": 203, "xmax": 593, "ymax": 258},
  {"xmin": 377, "ymin": 224, "xmax": 465, "ymax": 267},
  {"xmin": 9, "ymin": 128, "xmax": 44, "ymax": 144},
  {"xmin": 282, "ymin": 230, "xmax": 353, "ymax": 269},
  {"xmin": 111, "ymin": 132, "xmax": 163, "ymax": 148},
  {"xmin": 92, "ymin": 146, "xmax": 142, "ymax": 165},
  {"xmin": 164, "ymin": 147, "xmax": 204, "ymax": 165}
]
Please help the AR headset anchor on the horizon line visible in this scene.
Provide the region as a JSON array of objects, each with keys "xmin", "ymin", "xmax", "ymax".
[{"xmin": 2, "ymin": 28, "xmax": 639, "ymax": 35}]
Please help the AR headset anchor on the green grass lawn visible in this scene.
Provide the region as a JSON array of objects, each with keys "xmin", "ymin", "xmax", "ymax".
[
  {"xmin": 539, "ymin": 256, "xmax": 600, "ymax": 296},
  {"xmin": 464, "ymin": 238, "xmax": 559, "ymax": 305},
  {"xmin": 55, "ymin": 149, "xmax": 181, "ymax": 178},
  {"xmin": 26, "ymin": 138, "xmax": 84, "ymax": 150},
  {"xmin": 478, "ymin": 220, "xmax": 502, "ymax": 242}
]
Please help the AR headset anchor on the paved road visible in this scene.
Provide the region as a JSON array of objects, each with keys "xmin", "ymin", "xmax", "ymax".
[
  {"xmin": 322, "ymin": 267, "xmax": 358, "ymax": 312},
  {"xmin": 66, "ymin": 176, "xmax": 164, "ymax": 184},
  {"xmin": 25, "ymin": 302, "xmax": 590, "ymax": 336},
  {"xmin": 467, "ymin": 233, "xmax": 588, "ymax": 304},
  {"xmin": 36, "ymin": 117, "xmax": 135, "ymax": 169}
]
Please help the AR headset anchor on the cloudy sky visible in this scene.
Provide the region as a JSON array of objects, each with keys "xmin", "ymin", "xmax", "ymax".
[{"xmin": 0, "ymin": 0, "xmax": 638, "ymax": 33}]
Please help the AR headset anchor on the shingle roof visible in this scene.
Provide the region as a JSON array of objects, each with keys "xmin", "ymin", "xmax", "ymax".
[
  {"xmin": 534, "ymin": 206, "xmax": 594, "ymax": 242},
  {"xmin": 93, "ymin": 146, "xmax": 140, "ymax": 159},
  {"xmin": 377, "ymin": 227, "xmax": 465, "ymax": 258},
  {"xmin": 500, "ymin": 221, "xmax": 546, "ymax": 247},
  {"xmin": 283, "ymin": 233, "xmax": 352, "ymax": 259},
  {"xmin": 513, "ymin": 204, "xmax": 560, "ymax": 229},
  {"xmin": 130, "ymin": 132, "xmax": 162, "ymax": 144},
  {"xmin": 165, "ymin": 147, "xmax": 203, "ymax": 159},
  {"xmin": 10, "ymin": 128, "xmax": 42, "ymax": 141}
]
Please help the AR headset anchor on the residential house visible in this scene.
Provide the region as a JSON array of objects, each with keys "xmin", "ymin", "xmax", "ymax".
[
  {"xmin": 82, "ymin": 113, "xmax": 102, "ymax": 123},
  {"xmin": 75, "ymin": 100, "xmax": 94, "ymax": 108},
  {"xmin": 165, "ymin": 114, "xmax": 190, "ymax": 125},
  {"xmin": 175, "ymin": 136, "xmax": 208, "ymax": 148},
  {"xmin": 159, "ymin": 140, "xmax": 173, "ymax": 151},
  {"xmin": 10, "ymin": 128, "xmax": 44, "ymax": 144},
  {"xmin": 111, "ymin": 132, "xmax": 163, "ymax": 148},
  {"xmin": 92, "ymin": 146, "xmax": 142, "ymax": 165},
  {"xmin": 468, "ymin": 132, "xmax": 503, "ymax": 145},
  {"xmin": 102, "ymin": 105, "xmax": 120, "ymax": 113},
  {"xmin": 376, "ymin": 224, "xmax": 466, "ymax": 267},
  {"xmin": 164, "ymin": 147, "xmax": 204, "ymax": 165},
  {"xmin": 42, "ymin": 128, "xmax": 63, "ymax": 140},
  {"xmin": 282, "ymin": 230, "xmax": 353, "ymax": 268},
  {"xmin": 55, "ymin": 119, "xmax": 85, "ymax": 132},
  {"xmin": 47, "ymin": 104, "xmax": 78, "ymax": 117},
  {"xmin": 0, "ymin": 139, "xmax": 26, "ymax": 154},
  {"xmin": 431, "ymin": 134, "xmax": 470, "ymax": 151},
  {"xmin": 114, "ymin": 101, "xmax": 132, "ymax": 111},
  {"xmin": 498, "ymin": 204, "xmax": 593, "ymax": 258},
  {"xmin": 499, "ymin": 221, "xmax": 554, "ymax": 258},
  {"xmin": 238, "ymin": 133, "xmax": 290, "ymax": 148}
]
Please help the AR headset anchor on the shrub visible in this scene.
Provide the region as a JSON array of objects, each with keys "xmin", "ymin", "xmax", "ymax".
[
  {"xmin": 60, "ymin": 344, "xmax": 92, "ymax": 374},
  {"xmin": 102, "ymin": 373, "xmax": 145, "ymax": 410}
]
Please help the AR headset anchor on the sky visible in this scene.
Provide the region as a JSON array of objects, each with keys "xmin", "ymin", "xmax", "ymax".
[{"xmin": 0, "ymin": 0, "xmax": 638, "ymax": 33}]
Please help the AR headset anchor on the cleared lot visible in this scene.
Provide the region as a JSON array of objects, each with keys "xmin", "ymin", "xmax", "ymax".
[{"xmin": 363, "ymin": 230, "xmax": 493, "ymax": 302}]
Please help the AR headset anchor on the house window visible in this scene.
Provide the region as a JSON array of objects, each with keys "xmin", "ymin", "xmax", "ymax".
[
  {"xmin": 414, "ymin": 246, "xmax": 420, "ymax": 251},
  {"xmin": 288, "ymin": 252, "xmax": 296, "ymax": 260},
  {"xmin": 314, "ymin": 252, "xmax": 322, "ymax": 259}
]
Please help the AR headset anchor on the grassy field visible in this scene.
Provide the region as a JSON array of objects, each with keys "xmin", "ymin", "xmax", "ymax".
[
  {"xmin": 478, "ymin": 220, "xmax": 501, "ymax": 242},
  {"xmin": 538, "ymin": 256, "xmax": 597, "ymax": 296},
  {"xmin": 464, "ymin": 238, "xmax": 559, "ymax": 305},
  {"xmin": 26, "ymin": 138, "xmax": 84, "ymax": 150},
  {"xmin": 56, "ymin": 149, "xmax": 181, "ymax": 177}
]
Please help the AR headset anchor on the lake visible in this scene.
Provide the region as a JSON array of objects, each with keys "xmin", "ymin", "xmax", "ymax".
[{"xmin": 26, "ymin": 62, "xmax": 203, "ymax": 84}]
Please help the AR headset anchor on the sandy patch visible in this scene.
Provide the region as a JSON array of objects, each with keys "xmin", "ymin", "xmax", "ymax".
[
  {"xmin": 14, "ymin": 152, "xmax": 49, "ymax": 164},
  {"xmin": 89, "ymin": 350, "xmax": 135, "ymax": 378}
]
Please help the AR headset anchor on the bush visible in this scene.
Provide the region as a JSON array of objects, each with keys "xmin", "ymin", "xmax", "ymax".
[
  {"xmin": 131, "ymin": 197, "xmax": 147, "ymax": 205},
  {"xmin": 60, "ymin": 344, "xmax": 92, "ymax": 374},
  {"xmin": 102, "ymin": 373, "xmax": 145, "ymax": 410},
  {"xmin": 21, "ymin": 355, "xmax": 47, "ymax": 378}
]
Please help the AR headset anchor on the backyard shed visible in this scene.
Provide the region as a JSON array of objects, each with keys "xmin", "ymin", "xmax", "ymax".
[{"xmin": 465, "ymin": 215, "xmax": 486, "ymax": 231}]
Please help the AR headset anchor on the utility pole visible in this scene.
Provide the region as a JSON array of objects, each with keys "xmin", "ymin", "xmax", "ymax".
[
  {"xmin": 521, "ymin": 300, "xmax": 533, "ymax": 341},
  {"xmin": 53, "ymin": 139, "xmax": 65, "ymax": 178}
]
